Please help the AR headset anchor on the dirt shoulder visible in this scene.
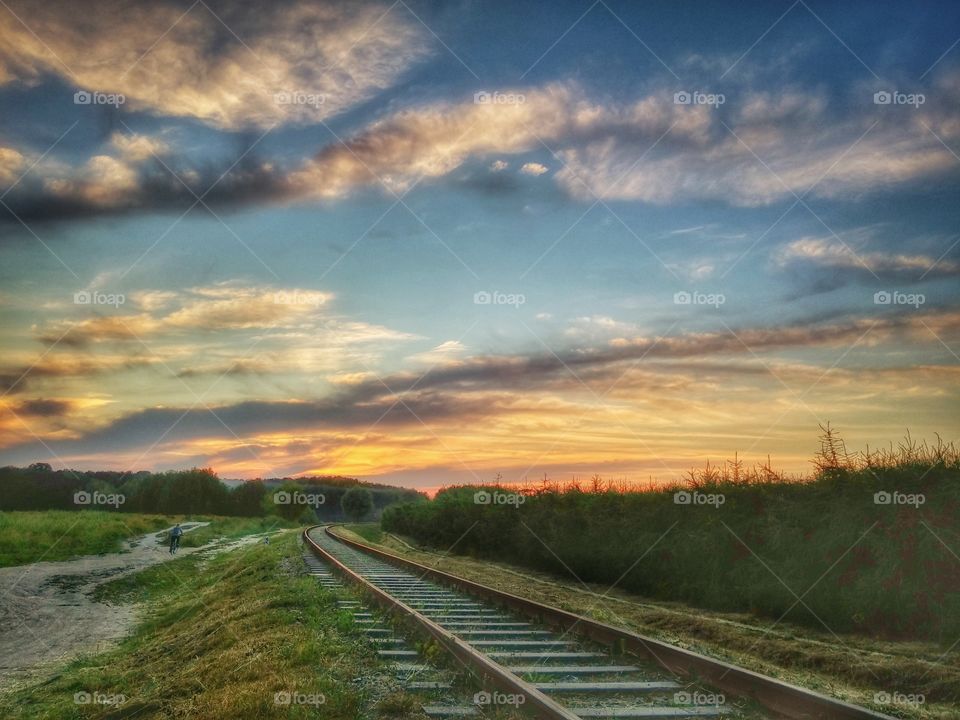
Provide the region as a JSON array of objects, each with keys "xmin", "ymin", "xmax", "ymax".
[{"xmin": 333, "ymin": 526, "xmax": 959, "ymax": 720}]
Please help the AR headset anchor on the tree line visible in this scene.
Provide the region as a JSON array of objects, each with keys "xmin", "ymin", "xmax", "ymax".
[{"xmin": 0, "ymin": 463, "xmax": 423, "ymax": 521}]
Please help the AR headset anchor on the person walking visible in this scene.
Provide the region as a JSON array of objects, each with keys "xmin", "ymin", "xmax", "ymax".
[{"xmin": 169, "ymin": 523, "xmax": 184, "ymax": 555}]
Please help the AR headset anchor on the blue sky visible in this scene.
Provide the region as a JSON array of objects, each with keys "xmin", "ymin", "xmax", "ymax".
[{"xmin": 0, "ymin": 0, "xmax": 958, "ymax": 488}]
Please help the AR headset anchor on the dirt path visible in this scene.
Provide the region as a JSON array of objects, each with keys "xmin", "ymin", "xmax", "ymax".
[{"xmin": 0, "ymin": 522, "xmax": 273, "ymax": 691}]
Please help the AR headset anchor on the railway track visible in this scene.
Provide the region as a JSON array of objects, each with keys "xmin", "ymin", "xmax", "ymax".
[{"xmin": 304, "ymin": 526, "xmax": 893, "ymax": 720}]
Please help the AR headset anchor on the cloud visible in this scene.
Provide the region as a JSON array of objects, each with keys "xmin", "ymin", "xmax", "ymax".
[
  {"xmin": 37, "ymin": 284, "xmax": 336, "ymax": 347},
  {"xmin": 4, "ymin": 71, "xmax": 960, "ymax": 223},
  {"xmin": 3, "ymin": 129, "xmax": 290, "ymax": 221},
  {"xmin": 9, "ymin": 398, "xmax": 72, "ymax": 417},
  {"xmin": 13, "ymin": 282, "xmax": 419, "ymax": 403},
  {"xmin": 520, "ymin": 162, "xmax": 549, "ymax": 176},
  {"xmin": 555, "ymin": 89, "xmax": 960, "ymax": 206},
  {"xmin": 407, "ymin": 340, "xmax": 467, "ymax": 365},
  {"xmin": 286, "ymin": 84, "xmax": 580, "ymax": 198},
  {"xmin": 0, "ymin": 0, "xmax": 430, "ymax": 131},
  {"xmin": 1, "ymin": 308, "xmax": 957, "ymax": 470},
  {"xmin": 0, "ymin": 147, "xmax": 25, "ymax": 186},
  {"xmin": 778, "ymin": 237, "xmax": 960, "ymax": 278},
  {"xmin": 0, "ymin": 355, "xmax": 155, "ymax": 394}
]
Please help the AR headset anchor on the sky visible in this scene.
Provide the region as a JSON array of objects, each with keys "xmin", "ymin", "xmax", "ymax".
[{"xmin": 0, "ymin": 0, "xmax": 958, "ymax": 490}]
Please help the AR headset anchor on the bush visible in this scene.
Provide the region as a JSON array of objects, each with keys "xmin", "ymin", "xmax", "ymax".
[{"xmin": 383, "ymin": 430, "xmax": 960, "ymax": 642}]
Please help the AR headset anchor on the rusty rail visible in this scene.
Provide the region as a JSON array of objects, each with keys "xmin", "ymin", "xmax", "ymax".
[{"xmin": 303, "ymin": 526, "xmax": 581, "ymax": 719}]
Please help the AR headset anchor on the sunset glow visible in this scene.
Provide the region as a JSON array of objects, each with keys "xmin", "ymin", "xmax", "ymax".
[{"xmin": 1, "ymin": 0, "xmax": 958, "ymax": 488}]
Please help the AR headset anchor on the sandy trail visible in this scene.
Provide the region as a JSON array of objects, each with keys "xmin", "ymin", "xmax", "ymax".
[{"xmin": 0, "ymin": 523, "xmax": 276, "ymax": 691}]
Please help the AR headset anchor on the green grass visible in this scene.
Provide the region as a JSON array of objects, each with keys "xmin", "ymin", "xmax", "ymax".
[
  {"xmin": 0, "ymin": 533, "xmax": 393, "ymax": 719},
  {"xmin": 342, "ymin": 522, "xmax": 384, "ymax": 545},
  {"xmin": 0, "ymin": 511, "xmax": 174, "ymax": 567},
  {"xmin": 175, "ymin": 515, "xmax": 299, "ymax": 548},
  {"xmin": 0, "ymin": 512, "xmax": 302, "ymax": 568}
]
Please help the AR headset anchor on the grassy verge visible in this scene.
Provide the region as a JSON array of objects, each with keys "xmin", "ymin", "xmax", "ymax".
[
  {"xmin": 175, "ymin": 515, "xmax": 299, "ymax": 548},
  {"xmin": 0, "ymin": 531, "xmax": 408, "ymax": 719},
  {"xmin": 0, "ymin": 511, "xmax": 173, "ymax": 567},
  {"xmin": 343, "ymin": 522, "xmax": 384, "ymax": 544},
  {"xmin": 334, "ymin": 525, "xmax": 960, "ymax": 720}
]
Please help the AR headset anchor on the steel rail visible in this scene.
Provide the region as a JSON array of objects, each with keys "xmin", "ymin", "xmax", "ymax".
[{"xmin": 303, "ymin": 526, "xmax": 582, "ymax": 719}]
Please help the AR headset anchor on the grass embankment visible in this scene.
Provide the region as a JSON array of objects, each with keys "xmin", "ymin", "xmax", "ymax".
[
  {"xmin": 0, "ymin": 531, "xmax": 411, "ymax": 719},
  {"xmin": 335, "ymin": 525, "xmax": 960, "ymax": 720},
  {"xmin": 0, "ymin": 511, "xmax": 172, "ymax": 567}
]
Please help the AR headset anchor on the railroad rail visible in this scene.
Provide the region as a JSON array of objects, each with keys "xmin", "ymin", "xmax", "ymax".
[{"xmin": 304, "ymin": 525, "xmax": 893, "ymax": 720}]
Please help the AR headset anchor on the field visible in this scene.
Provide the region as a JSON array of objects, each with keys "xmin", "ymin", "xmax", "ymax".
[{"xmin": 0, "ymin": 511, "xmax": 174, "ymax": 567}]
